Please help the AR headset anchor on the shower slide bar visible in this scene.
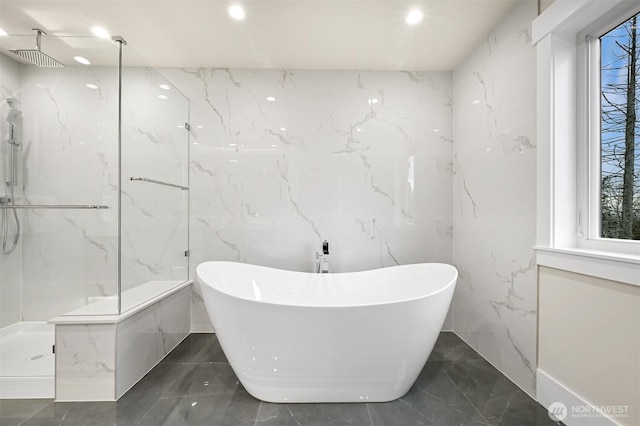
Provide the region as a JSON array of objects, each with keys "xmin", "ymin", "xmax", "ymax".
[
  {"xmin": 130, "ymin": 177, "xmax": 189, "ymax": 191},
  {"xmin": 0, "ymin": 205, "xmax": 108, "ymax": 209}
]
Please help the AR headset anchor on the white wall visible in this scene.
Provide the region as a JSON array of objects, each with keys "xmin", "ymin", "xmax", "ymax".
[
  {"xmin": 538, "ymin": 267, "xmax": 639, "ymax": 426},
  {"xmin": 452, "ymin": 1, "xmax": 538, "ymax": 396},
  {"xmin": 0, "ymin": 53, "xmax": 23, "ymax": 327},
  {"xmin": 162, "ymin": 69, "xmax": 455, "ymax": 332}
]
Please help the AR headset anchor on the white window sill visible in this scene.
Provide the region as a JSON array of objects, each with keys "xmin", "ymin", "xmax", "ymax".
[{"xmin": 535, "ymin": 246, "xmax": 639, "ymax": 287}]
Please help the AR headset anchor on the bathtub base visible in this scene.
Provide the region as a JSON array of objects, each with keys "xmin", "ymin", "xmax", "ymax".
[{"xmin": 241, "ymin": 380, "xmax": 414, "ymax": 403}]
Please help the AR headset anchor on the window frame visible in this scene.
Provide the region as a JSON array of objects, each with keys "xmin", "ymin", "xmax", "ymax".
[
  {"xmin": 579, "ymin": 5, "xmax": 640, "ymax": 254},
  {"xmin": 533, "ymin": 0, "xmax": 640, "ymax": 287}
]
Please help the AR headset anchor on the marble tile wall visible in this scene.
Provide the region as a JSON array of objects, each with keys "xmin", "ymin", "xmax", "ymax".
[
  {"xmin": 452, "ymin": 1, "xmax": 538, "ymax": 396},
  {"xmin": 7, "ymin": 55, "xmax": 190, "ymax": 320},
  {"xmin": 161, "ymin": 68, "xmax": 455, "ymax": 332},
  {"xmin": 0, "ymin": 53, "xmax": 23, "ymax": 328},
  {"xmin": 119, "ymin": 66, "xmax": 190, "ymax": 294},
  {"xmin": 19, "ymin": 65, "xmax": 120, "ymax": 319}
]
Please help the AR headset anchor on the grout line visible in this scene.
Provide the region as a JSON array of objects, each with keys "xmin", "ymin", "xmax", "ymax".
[
  {"xmin": 444, "ymin": 367, "xmax": 492, "ymax": 426},
  {"xmin": 14, "ymin": 400, "xmax": 55, "ymax": 426},
  {"xmin": 253, "ymin": 401, "xmax": 262, "ymax": 426},
  {"xmin": 365, "ymin": 402, "xmax": 374, "ymax": 426},
  {"xmin": 416, "ymin": 387, "xmax": 491, "ymax": 426},
  {"xmin": 134, "ymin": 396, "xmax": 165, "ymax": 426},
  {"xmin": 397, "ymin": 397, "xmax": 437, "ymax": 424}
]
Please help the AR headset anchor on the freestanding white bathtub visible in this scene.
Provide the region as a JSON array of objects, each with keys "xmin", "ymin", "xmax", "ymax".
[{"xmin": 197, "ymin": 261, "xmax": 457, "ymax": 403}]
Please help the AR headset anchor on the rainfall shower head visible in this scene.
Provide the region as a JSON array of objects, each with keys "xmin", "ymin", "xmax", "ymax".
[{"xmin": 10, "ymin": 29, "xmax": 64, "ymax": 67}]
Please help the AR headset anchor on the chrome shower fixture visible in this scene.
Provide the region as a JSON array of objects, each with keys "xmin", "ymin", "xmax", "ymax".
[
  {"xmin": 10, "ymin": 29, "xmax": 64, "ymax": 67},
  {"xmin": 6, "ymin": 107, "xmax": 22, "ymax": 127}
]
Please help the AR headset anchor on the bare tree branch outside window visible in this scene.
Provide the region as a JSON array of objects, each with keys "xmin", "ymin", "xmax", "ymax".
[{"xmin": 600, "ymin": 12, "xmax": 640, "ymax": 240}]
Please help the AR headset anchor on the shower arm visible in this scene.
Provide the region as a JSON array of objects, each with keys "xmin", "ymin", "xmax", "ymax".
[{"xmin": 35, "ymin": 29, "xmax": 44, "ymax": 51}]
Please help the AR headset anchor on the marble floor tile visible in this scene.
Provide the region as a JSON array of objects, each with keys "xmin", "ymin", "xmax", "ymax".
[
  {"xmin": 400, "ymin": 381, "xmax": 489, "ymax": 426},
  {"xmin": 443, "ymin": 359, "xmax": 560, "ymax": 426},
  {"xmin": 19, "ymin": 401, "xmax": 119, "ymax": 426},
  {"xmin": 0, "ymin": 332, "xmax": 562, "ymax": 426},
  {"xmin": 429, "ymin": 332, "xmax": 484, "ymax": 362},
  {"xmin": 367, "ymin": 399, "xmax": 436, "ymax": 426},
  {"xmin": 444, "ymin": 358, "xmax": 528, "ymax": 424},
  {"xmin": 137, "ymin": 393, "xmax": 260, "ymax": 426},
  {"xmin": 0, "ymin": 399, "xmax": 51, "ymax": 426},
  {"xmin": 161, "ymin": 333, "xmax": 227, "ymax": 365},
  {"xmin": 161, "ymin": 363, "xmax": 244, "ymax": 398},
  {"xmin": 256, "ymin": 402, "xmax": 371, "ymax": 426}
]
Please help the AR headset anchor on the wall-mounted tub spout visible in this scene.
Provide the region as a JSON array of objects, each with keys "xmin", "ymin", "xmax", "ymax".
[{"xmin": 316, "ymin": 240, "xmax": 330, "ymax": 273}]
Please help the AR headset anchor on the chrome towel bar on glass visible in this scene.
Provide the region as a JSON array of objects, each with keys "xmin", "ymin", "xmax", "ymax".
[
  {"xmin": 130, "ymin": 177, "xmax": 189, "ymax": 190},
  {"xmin": 0, "ymin": 205, "xmax": 108, "ymax": 209}
]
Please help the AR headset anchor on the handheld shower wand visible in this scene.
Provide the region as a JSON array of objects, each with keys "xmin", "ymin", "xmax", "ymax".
[{"xmin": 2, "ymin": 98, "xmax": 22, "ymax": 254}]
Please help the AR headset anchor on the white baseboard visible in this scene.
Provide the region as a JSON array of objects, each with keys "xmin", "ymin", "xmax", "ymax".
[{"xmin": 537, "ymin": 369, "xmax": 628, "ymax": 426}]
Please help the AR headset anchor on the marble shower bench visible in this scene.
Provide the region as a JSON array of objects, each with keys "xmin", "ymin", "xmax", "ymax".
[{"xmin": 48, "ymin": 281, "xmax": 191, "ymax": 401}]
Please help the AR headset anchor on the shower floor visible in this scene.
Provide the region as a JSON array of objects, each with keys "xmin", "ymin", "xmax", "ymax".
[{"xmin": 0, "ymin": 321, "xmax": 55, "ymax": 398}]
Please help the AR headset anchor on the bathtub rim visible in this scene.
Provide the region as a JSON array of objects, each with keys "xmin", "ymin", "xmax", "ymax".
[{"xmin": 197, "ymin": 261, "xmax": 458, "ymax": 309}]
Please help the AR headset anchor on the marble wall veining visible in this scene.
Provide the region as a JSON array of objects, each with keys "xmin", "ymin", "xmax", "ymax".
[
  {"xmin": 161, "ymin": 68, "xmax": 455, "ymax": 332},
  {"xmin": 54, "ymin": 286, "xmax": 190, "ymax": 401},
  {"xmin": 115, "ymin": 286, "xmax": 190, "ymax": 398},
  {"xmin": 452, "ymin": 1, "xmax": 538, "ymax": 396},
  {"xmin": 0, "ymin": 53, "xmax": 23, "ymax": 328},
  {"xmin": 2, "ymin": 55, "xmax": 191, "ymax": 321},
  {"xmin": 119, "ymin": 66, "xmax": 190, "ymax": 294},
  {"xmin": 19, "ymin": 65, "xmax": 120, "ymax": 319}
]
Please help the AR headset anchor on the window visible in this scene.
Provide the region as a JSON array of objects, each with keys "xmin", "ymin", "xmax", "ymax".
[
  {"xmin": 580, "ymin": 4, "xmax": 640, "ymax": 255},
  {"xmin": 598, "ymin": 12, "xmax": 639, "ymax": 241},
  {"xmin": 533, "ymin": 0, "xmax": 640, "ymax": 286}
]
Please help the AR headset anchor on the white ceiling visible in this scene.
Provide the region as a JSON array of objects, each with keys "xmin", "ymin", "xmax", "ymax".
[{"xmin": 0, "ymin": 0, "xmax": 523, "ymax": 70}]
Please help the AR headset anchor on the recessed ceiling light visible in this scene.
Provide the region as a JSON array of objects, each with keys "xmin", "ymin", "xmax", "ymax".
[
  {"xmin": 472, "ymin": 100, "xmax": 480, "ymax": 105},
  {"xmin": 228, "ymin": 5, "xmax": 246, "ymax": 21},
  {"xmin": 405, "ymin": 9, "xmax": 425, "ymax": 25},
  {"xmin": 356, "ymin": 128, "xmax": 363, "ymax": 132},
  {"xmin": 86, "ymin": 83, "xmax": 98, "ymax": 89},
  {"xmin": 266, "ymin": 96, "xmax": 276, "ymax": 102},
  {"xmin": 368, "ymin": 98, "xmax": 379, "ymax": 104},
  {"xmin": 159, "ymin": 84, "xmax": 171, "ymax": 90},
  {"xmin": 0, "ymin": 29, "xmax": 8, "ymax": 37},
  {"xmin": 432, "ymin": 128, "xmax": 440, "ymax": 132},
  {"xmin": 91, "ymin": 27, "xmax": 111, "ymax": 39},
  {"xmin": 280, "ymin": 127, "xmax": 287, "ymax": 131},
  {"xmin": 158, "ymin": 94, "xmax": 168, "ymax": 100},
  {"xmin": 74, "ymin": 56, "xmax": 91, "ymax": 65}
]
